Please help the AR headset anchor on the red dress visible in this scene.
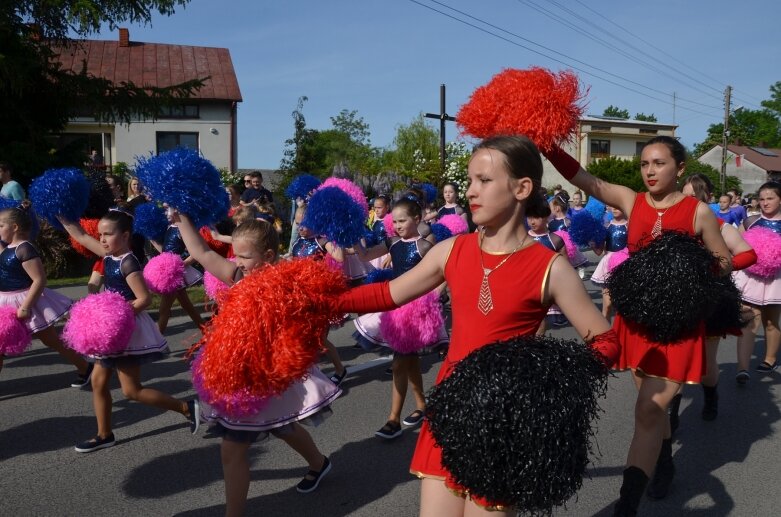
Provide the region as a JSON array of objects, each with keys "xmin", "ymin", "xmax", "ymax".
[
  {"xmin": 614, "ymin": 193, "xmax": 706, "ymax": 384},
  {"xmin": 409, "ymin": 232, "xmax": 558, "ymax": 509}
]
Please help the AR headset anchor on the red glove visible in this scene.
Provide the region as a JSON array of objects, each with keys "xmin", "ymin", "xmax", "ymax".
[
  {"xmin": 336, "ymin": 282, "xmax": 398, "ymax": 315},
  {"xmin": 731, "ymin": 249, "xmax": 757, "ymax": 271},
  {"xmin": 590, "ymin": 329, "xmax": 620, "ymax": 368},
  {"xmin": 542, "ymin": 145, "xmax": 581, "ymax": 180}
]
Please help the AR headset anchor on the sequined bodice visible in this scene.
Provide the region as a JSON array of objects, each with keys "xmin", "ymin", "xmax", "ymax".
[
  {"xmin": 103, "ymin": 254, "xmax": 138, "ymax": 300},
  {"xmin": 0, "ymin": 245, "xmax": 32, "ymax": 291},
  {"xmin": 291, "ymin": 236, "xmax": 325, "ymax": 258},
  {"xmin": 388, "ymin": 238, "xmax": 423, "ymax": 277},
  {"xmin": 163, "ymin": 225, "xmax": 189, "ymax": 258},
  {"xmin": 605, "ymin": 223, "xmax": 629, "ymax": 252},
  {"xmin": 548, "ymin": 218, "xmax": 568, "ymax": 232},
  {"xmin": 748, "ymin": 216, "xmax": 781, "ymax": 235},
  {"xmin": 529, "ymin": 232, "xmax": 556, "ymax": 252}
]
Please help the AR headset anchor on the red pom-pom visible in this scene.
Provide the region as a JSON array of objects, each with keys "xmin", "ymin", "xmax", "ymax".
[
  {"xmin": 143, "ymin": 252, "xmax": 186, "ymax": 294},
  {"xmin": 190, "ymin": 259, "xmax": 348, "ymax": 417},
  {"xmin": 0, "ymin": 306, "xmax": 32, "ymax": 356},
  {"xmin": 456, "ymin": 67, "xmax": 586, "ymax": 151},
  {"xmin": 69, "ymin": 218, "xmax": 101, "ymax": 258},
  {"xmin": 200, "ymin": 227, "xmax": 231, "ymax": 257},
  {"xmin": 62, "ymin": 291, "xmax": 136, "ymax": 355},
  {"xmin": 380, "ymin": 292, "xmax": 444, "ymax": 354}
]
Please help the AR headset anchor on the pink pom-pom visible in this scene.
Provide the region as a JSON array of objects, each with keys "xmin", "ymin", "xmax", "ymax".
[
  {"xmin": 380, "ymin": 291, "xmax": 444, "ymax": 354},
  {"xmin": 0, "ymin": 306, "xmax": 33, "ymax": 356},
  {"xmin": 203, "ymin": 270, "xmax": 230, "ymax": 302},
  {"xmin": 191, "ymin": 353, "xmax": 270, "ymax": 419},
  {"xmin": 319, "ymin": 178, "xmax": 368, "ymax": 219},
  {"xmin": 63, "ymin": 291, "xmax": 136, "ymax": 355},
  {"xmin": 438, "ymin": 214, "xmax": 468, "ymax": 235},
  {"xmin": 554, "ymin": 230, "xmax": 577, "ymax": 261},
  {"xmin": 144, "ymin": 252, "xmax": 186, "ymax": 294},
  {"xmin": 607, "ymin": 248, "xmax": 630, "ymax": 272},
  {"xmin": 383, "ymin": 213, "xmax": 397, "ymax": 237},
  {"xmin": 743, "ymin": 227, "xmax": 781, "ymax": 278}
]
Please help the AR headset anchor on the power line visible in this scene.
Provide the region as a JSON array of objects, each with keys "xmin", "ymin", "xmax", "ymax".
[{"xmin": 409, "ymin": 0, "xmax": 719, "ymax": 119}]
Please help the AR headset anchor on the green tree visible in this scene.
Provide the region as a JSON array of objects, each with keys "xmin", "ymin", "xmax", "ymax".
[
  {"xmin": 692, "ymin": 109, "xmax": 781, "ymax": 157},
  {"xmin": 1, "ymin": 1, "xmax": 204, "ymax": 180},
  {"xmin": 587, "ymin": 156, "xmax": 644, "ymax": 191},
  {"xmin": 634, "ymin": 113, "xmax": 658, "ymax": 122},
  {"xmin": 382, "ymin": 114, "xmax": 440, "ymax": 182},
  {"xmin": 760, "ymin": 81, "xmax": 781, "ymax": 117},
  {"xmin": 602, "ymin": 105, "xmax": 630, "ymax": 118}
]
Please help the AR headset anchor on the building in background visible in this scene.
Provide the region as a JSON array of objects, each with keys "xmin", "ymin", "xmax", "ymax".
[{"xmin": 698, "ymin": 144, "xmax": 781, "ymax": 194}]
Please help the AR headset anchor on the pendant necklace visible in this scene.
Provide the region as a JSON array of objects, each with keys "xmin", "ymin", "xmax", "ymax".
[
  {"xmin": 648, "ymin": 193, "xmax": 679, "ymax": 238},
  {"xmin": 477, "ymin": 230, "xmax": 528, "ymax": 315}
]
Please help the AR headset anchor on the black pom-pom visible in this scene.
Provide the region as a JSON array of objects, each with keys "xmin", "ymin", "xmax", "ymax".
[
  {"xmin": 425, "ymin": 335, "xmax": 609, "ymax": 513},
  {"xmin": 606, "ymin": 232, "xmax": 723, "ymax": 343},
  {"xmin": 705, "ymin": 275, "xmax": 749, "ymax": 336},
  {"xmin": 83, "ymin": 170, "xmax": 115, "ymax": 219}
]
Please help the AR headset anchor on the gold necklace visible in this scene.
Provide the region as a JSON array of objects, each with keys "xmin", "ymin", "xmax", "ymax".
[
  {"xmin": 477, "ymin": 230, "xmax": 529, "ymax": 315},
  {"xmin": 648, "ymin": 193, "xmax": 680, "ymax": 238}
]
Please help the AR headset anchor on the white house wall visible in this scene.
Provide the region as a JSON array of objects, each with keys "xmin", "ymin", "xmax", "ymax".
[{"xmin": 698, "ymin": 147, "xmax": 768, "ymax": 194}]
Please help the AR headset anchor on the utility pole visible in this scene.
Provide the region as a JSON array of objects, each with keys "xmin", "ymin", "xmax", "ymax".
[
  {"xmin": 425, "ymin": 84, "xmax": 456, "ymax": 174},
  {"xmin": 720, "ymin": 85, "xmax": 732, "ymax": 194},
  {"xmin": 672, "ymin": 92, "xmax": 676, "ymax": 125}
]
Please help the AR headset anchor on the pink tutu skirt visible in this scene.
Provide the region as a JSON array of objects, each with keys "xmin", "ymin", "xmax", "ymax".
[
  {"xmin": 733, "ymin": 269, "xmax": 781, "ymax": 306},
  {"xmin": 200, "ymin": 366, "xmax": 341, "ymax": 432},
  {"xmin": 354, "ymin": 310, "xmax": 449, "ymax": 351},
  {"xmin": 0, "ymin": 288, "xmax": 71, "ymax": 333},
  {"xmin": 591, "ymin": 252, "xmax": 614, "ymax": 285},
  {"xmin": 183, "ymin": 265, "xmax": 203, "ymax": 288},
  {"xmin": 92, "ymin": 311, "xmax": 168, "ymax": 359}
]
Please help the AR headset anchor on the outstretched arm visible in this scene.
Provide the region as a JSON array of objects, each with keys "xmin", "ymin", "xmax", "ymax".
[
  {"xmin": 57, "ymin": 217, "xmax": 106, "ymax": 257},
  {"xmin": 174, "ymin": 213, "xmax": 237, "ymax": 286}
]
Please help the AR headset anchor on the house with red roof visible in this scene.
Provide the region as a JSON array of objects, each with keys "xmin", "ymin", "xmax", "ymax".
[
  {"xmin": 698, "ymin": 144, "xmax": 781, "ymax": 194},
  {"xmin": 52, "ymin": 28, "xmax": 242, "ymax": 172}
]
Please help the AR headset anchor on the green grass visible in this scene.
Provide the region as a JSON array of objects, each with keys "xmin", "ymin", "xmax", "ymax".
[
  {"xmin": 47, "ymin": 275, "xmax": 206, "ymax": 310},
  {"xmin": 47, "ymin": 275, "xmax": 91, "ymax": 287}
]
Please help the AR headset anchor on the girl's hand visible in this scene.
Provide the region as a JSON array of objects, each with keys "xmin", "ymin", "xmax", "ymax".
[{"xmin": 16, "ymin": 307, "xmax": 30, "ymax": 320}]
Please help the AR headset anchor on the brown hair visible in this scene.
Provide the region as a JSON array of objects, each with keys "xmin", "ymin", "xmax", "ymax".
[
  {"xmin": 232, "ymin": 219, "xmax": 279, "ymax": 259},
  {"xmin": 472, "ymin": 135, "xmax": 548, "ymax": 217},
  {"xmin": 0, "ymin": 200, "xmax": 34, "ymax": 235},
  {"xmin": 232, "ymin": 205, "xmax": 259, "ymax": 225},
  {"xmin": 682, "ymin": 173, "xmax": 714, "ymax": 203}
]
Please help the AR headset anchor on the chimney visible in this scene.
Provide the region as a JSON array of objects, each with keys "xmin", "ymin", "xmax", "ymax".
[{"xmin": 119, "ymin": 28, "xmax": 129, "ymax": 47}]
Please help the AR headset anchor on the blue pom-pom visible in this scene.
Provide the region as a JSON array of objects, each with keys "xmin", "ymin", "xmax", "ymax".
[
  {"xmin": 28, "ymin": 168, "xmax": 90, "ymax": 230},
  {"xmin": 569, "ymin": 211, "xmax": 607, "ymax": 247},
  {"xmin": 302, "ymin": 186, "xmax": 366, "ymax": 248},
  {"xmin": 430, "ymin": 223, "xmax": 453, "ymax": 243},
  {"xmin": 420, "ymin": 183, "xmax": 438, "ymax": 204},
  {"xmin": 133, "ymin": 202, "xmax": 169, "ymax": 241},
  {"xmin": 584, "ymin": 196, "xmax": 606, "ymax": 220},
  {"xmin": 363, "ymin": 229, "xmax": 383, "ymax": 248},
  {"xmin": 135, "ymin": 148, "xmax": 229, "ymax": 228},
  {"xmin": 366, "ymin": 268, "xmax": 396, "ymax": 284},
  {"xmin": 285, "ymin": 174, "xmax": 321, "ymax": 200},
  {"xmin": 0, "ymin": 197, "xmax": 19, "ymax": 210}
]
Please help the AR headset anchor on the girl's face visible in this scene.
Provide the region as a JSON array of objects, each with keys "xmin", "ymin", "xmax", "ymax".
[
  {"xmin": 640, "ymin": 143, "xmax": 684, "ymax": 194},
  {"xmin": 718, "ymin": 195, "xmax": 731, "ymax": 211},
  {"xmin": 392, "ymin": 207, "xmax": 420, "ymax": 239},
  {"xmin": 443, "ymin": 185, "xmax": 457, "ymax": 204},
  {"xmin": 373, "ymin": 200, "xmax": 388, "ymax": 219},
  {"xmin": 758, "ymin": 188, "xmax": 780, "ymax": 217},
  {"xmin": 611, "ymin": 206, "xmax": 625, "ymax": 219},
  {"xmin": 130, "ymin": 179, "xmax": 140, "ymax": 194},
  {"xmin": 549, "ymin": 200, "xmax": 563, "ymax": 216},
  {"xmin": 527, "ymin": 216, "xmax": 547, "ymax": 233},
  {"xmin": 681, "ymin": 183, "xmax": 695, "ymax": 198},
  {"xmin": 98, "ymin": 219, "xmax": 130, "ymax": 255},
  {"xmin": 750, "ymin": 198, "xmax": 759, "ymax": 208},
  {"xmin": 233, "ymin": 237, "xmax": 272, "ymax": 274},
  {"xmin": 0, "ymin": 215, "xmax": 16, "ymax": 243},
  {"xmin": 466, "ymin": 148, "xmax": 529, "ymax": 227},
  {"xmin": 572, "ymin": 193, "xmax": 582, "ymax": 206},
  {"xmin": 298, "ymin": 225, "xmax": 314, "ymax": 239}
]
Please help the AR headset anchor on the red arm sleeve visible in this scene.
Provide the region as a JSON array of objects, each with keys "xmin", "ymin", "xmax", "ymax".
[
  {"xmin": 589, "ymin": 329, "xmax": 620, "ymax": 368},
  {"xmin": 336, "ymin": 282, "xmax": 399, "ymax": 314},
  {"xmin": 542, "ymin": 145, "xmax": 581, "ymax": 181},
  {"xmin": 731, "ymin": 249, "xmax": 757, "ymax": 271}
]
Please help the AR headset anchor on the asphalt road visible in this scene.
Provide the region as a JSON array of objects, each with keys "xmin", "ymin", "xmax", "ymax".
[{"xmin": 1, "ymin": 265, "xmax": 779, "ymax": 516}]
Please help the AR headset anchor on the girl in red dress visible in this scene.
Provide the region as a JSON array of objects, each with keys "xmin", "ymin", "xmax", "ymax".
[
  {"xmin": 545, "ymin": 136, "xmax": 731, "ymax": 515},
  {"xmin": 339, "ymin": 135, "xmax": 619, "ymax": 516}
]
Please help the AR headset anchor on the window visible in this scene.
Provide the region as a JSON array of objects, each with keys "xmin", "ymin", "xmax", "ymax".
[
  {"xmin": 158, "ymin": 104, "xmax": 200, "ymax": 119},
  {"xmin": 156, "ymin": 132, "xmax": 199, "ymax": 154},
  {"xmin": 591, "ymin": 139, "xmax": 611, "ymax": 158}
]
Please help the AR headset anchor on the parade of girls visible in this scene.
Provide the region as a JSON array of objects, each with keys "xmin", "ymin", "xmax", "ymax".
[{"xmin": 2, "ymin": 66, "xmax": 779, "ymax": 517}]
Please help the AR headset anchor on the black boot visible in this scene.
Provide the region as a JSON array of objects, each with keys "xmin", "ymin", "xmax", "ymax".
[
  {"xmin": 701, "ymin": 383, "xmax": 718, "ymax": 421},
  {"xmin": 646, "ymin": 438, "xmax": 675, "ymax": 499},
  {"xmin": 668, "ymin": 393, "xmax": 682, "ymax": 435},
  {"xmin": 613, "ymin": 466, "xmax": 649, "ymax": 516}
]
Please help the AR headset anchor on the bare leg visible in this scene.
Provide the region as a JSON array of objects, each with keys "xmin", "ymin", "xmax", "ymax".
[
  {"xmin": 420, "ymin": 478, "xmax": 466, "ymax": 517},
  {"xmin": 737, "ymin": 305, "xmax": 761, "ymax": 371},
  {"xmin": 91, "ymin": 363, "xmax": 115, "ymax": 438},
  {"xmin": 221, "ymin": 439, "xmax": 251, "ymax": 517},
  {"xmin": 116, "ymin": 363, "xmax": 189, "ymax": 416},
  {"xmin": 157, "ymin": 293, "xmax": 175, "ymax": 334},
  {"xmin": 760, "ymin": 305, "xmax": 781, "ymax": 366},
  {"xmin": 406, "ymin": 356, "xmax": 426, "ymax": 412},
  {"xmin": 388, "ymin": 355, "xmax": 409, "ymax": 423},
  {"xmin": 626, "ymin": 373, "xmax": 680, "ymax": 476},
  {"xmin": 34, "ymin": 326, "xmax": 89, "ymax": 374},
  {"xmin": 278, "ymin": 423, "xmax": 326, "ymax": 470},
  {"xmin": 601, "ymin": 288, "xmax": 613, "ymax": 319},
  {"xmin": 535, "ymin": 318, "xmax": 547, "ymax": 337},
  {"xmin": 176, "ymin": 289, "xmax": 204, "ymax": 328},
  {"xmin": 322, "ymin": 335, "xmax": 345, "ymax": 377},
  {"xmin": 701, "ymin": 337, "xmax": 721, "ymax": 386}
]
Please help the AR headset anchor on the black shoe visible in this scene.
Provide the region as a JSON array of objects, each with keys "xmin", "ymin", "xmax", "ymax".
[
  {"xmin": 736, "ymin": 370, "xmax": 750, "ymax": 385},
  {"xmin": 646, "ymin": 439, "xmax": 675, "ymax": 499},
  {"xmin": 613, "ymin": 466, "xmax": 648, "ymax": 516},
  {"xmin": 375, "ymin": 421, "xmax": 402, "ymax": 439},
  {"xmin": 187, "ymin": 399, "xmax": 200, "ymax": 434},
  {"xmin": 384, "ymin": 366, "xmax": 393, "ymax": 376},
  {"xmin": 329, "ymin": 368, "xmax": 347, "ymax": 386},
  {"xmin": 402, "ymin": 409, "xmax": 425, "ymax": 427},
  {"xmin": 668, "ymin": 393, "xmax": 682, "ymax": 435},
  {"xmin": 296, "ymin": 456, "xmax": 332, "ymax": 493},
  {"xmin": 75, "ymin": 433, "xmax": 115, "ymax": 453},
  {"xmin": 756, "ymin": 360, "xmax": 779, "ymax": 373},
  {"xmin": 701, "ymin": 384, "xmax": 718, "ymax": 421},
  {"xmin": 70, "ymin": 363, "xmax": 94, "ymax": 388}
]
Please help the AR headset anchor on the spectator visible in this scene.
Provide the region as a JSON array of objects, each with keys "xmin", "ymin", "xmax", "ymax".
[
  {"xmin": 0, "ymin": 162, "xmax": 25, "ymax": 200},
  {"xmin": 727, "ymin": 189, "xmax": 747, "ymax": 224},
  {"xmin": 105, "ymin": 175, "xmax": 125, "ymax": 204},
  {"xmin": 716, "ymin": 194, "xmax": 740, "ymax": 226},
  {"xmin": 240, "ymin": 171, "xmax": 273, "ymax": 206},
  {"xmin": 127, "ymin": 177, "xmax": 143, "ymax": 201}
]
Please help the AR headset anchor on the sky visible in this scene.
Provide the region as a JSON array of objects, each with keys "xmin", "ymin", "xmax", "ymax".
[{"xmin": 108, "ymin": 0, "xmax": 780, "ymax": 169}]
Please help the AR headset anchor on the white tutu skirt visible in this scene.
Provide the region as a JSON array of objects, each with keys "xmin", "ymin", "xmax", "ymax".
[
  {"xmin": 590, "ymin": 252, "xmax": 614, "ymax": 286},
  {"xmin": 93, "ymin": 311, "xmax": 169, "ymax": 359},
  {"xmin": 201, "ymin": 366, "xmax": 341, "ymax": 432},
  {"xmin": 183, "ymin": 265, "xmax": 203, "ymax": 288},
  {"xmin": 733, "ymin": 269, "xmax": 781, "ymax": 306},
  {"xmin": 353, "ymin": 308, "xmax": 449, "ymax": 352},
  {"xmin": 0, "ymin": 288, "xmax": 71, "ymax": 333},
  {"xmin": 570, "ymin": 248, "xmax": 589, "ymax": 268}
]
